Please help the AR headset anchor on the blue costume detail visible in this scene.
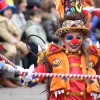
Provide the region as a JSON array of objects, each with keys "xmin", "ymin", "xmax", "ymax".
[
  {"xmin": 28, "ymin": 76, "xmax": 38, "ymax": 87},
  {"xmin": 20, "ymin": 76, "xmax": 38, "ymax": 87},
  {"xmin": 0, "ymin": 62, "xmax": 5, "ymax": 72}
]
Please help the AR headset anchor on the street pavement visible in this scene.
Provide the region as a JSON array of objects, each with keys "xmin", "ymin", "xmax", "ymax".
[{"xmin": 0, "ymin": 84, "xmax": 46, "ymax": 100}]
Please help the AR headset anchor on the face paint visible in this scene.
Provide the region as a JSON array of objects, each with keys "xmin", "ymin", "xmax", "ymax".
[
  {"xmin": 66, "ymin": 35, "xmax": 74, "ymax": 40},
  {"xmin": 64, "ymin": 32, "xmax": 83, "ymax": 53}
]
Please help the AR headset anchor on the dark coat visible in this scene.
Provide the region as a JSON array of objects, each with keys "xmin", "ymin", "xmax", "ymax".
[{"xmin": 41, "ymin": 12, "xmax": 59, "ymax": 44}]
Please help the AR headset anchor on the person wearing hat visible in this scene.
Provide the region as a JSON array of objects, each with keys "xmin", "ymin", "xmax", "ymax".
[
  {"xmin": 0, "ymin": 0, "xmax": 29, "ymax": 58},
  {"xmin": 0, "ymin": 0, "xmax": 29, "ymax": 87},
  {"xmin": 18, "ymin": 0, "xmax": 100, "ymax": 100}
]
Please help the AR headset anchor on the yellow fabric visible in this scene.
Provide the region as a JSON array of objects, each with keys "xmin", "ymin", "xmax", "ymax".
[{"xmin": 6, "ymin": 0, "xmax": 14, "ymax": 6}]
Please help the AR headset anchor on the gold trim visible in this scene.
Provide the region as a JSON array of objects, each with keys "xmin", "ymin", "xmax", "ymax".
[
  {"xmin": 56, "ymin": 27, "xmax": 90, "ymax": 33},
  {"xmin": 56, "ymin": 27, "xmax": 90, "ymax": 37},
  {"xmin": 84, "ymin": 81, "xmax": 86, "ymax": 100},
  {"xmin": 69, "ymin": 63, "xmax": 81, "ymax": 68},
  {"xmin": 37, "ymin": 51, "xmax": 46, "ymax": 63},
  {"xmin": 66, "ymin": 92, "xmax": 84, "ymax": 95},
  {"xmin": 23, "ymin": 82, "xmax": 28, "ymax": 88},
  {"xmin": 67, "ymin": 55, "xmax": 81, "ymax": 58},
  {"xmin": 70, "ymin": 78, "xmax": 83, "ymax": 80},
  {"xmin": 31, "ymin": 78, "xmax": 39, "ymax": 83}
]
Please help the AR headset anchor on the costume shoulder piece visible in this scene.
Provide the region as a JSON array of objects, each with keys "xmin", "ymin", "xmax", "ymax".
[
  {"xmin": 37, "ymin": 43, "xmax": 63, "ymax": 63},
  {"xmin": 88, "ymin": 44, "xmax": 100, "ymax": 56},
  {"xmin": 46, "ymin": 43, "xmax": 63, "ymax": 56}
]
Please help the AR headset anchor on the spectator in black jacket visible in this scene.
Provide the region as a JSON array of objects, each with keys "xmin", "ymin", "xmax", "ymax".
[{"xmin": 41, "ymin": 0, "xmax": 59, "ymax": 44}]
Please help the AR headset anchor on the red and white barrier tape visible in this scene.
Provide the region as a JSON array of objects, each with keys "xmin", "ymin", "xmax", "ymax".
[
  {"xmin": 19, "ymin": 72, "xmax": 100, "ymax": 79},
  {"xmin": 0, "ymin": 54, "xmax": 17, "ymax": 69},
  {"xmin": 0, "ymin": 54, "xmax": 100, "ymax": 80}
]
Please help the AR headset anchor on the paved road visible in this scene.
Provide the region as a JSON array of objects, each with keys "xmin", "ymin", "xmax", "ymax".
[{"xmin": 0, "ymin": 84, "xmax": 46, "ymax": 100}]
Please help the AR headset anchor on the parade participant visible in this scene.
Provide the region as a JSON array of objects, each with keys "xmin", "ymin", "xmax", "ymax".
[{"xmin": 19, "ymin": 0, "xmax": 100, "ymax": 100}]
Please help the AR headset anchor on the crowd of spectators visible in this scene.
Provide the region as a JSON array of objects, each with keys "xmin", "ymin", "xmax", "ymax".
[{"xmin": 0, "ymin": 0, "xmax": 59, "ymax": 88}]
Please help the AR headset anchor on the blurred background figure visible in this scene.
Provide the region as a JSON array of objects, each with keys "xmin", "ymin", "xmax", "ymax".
[
  {"xmin": 40, "ymin": 0, "xmax": 59, "ymax": 44},
  {"xmin": 24, "ymin": 0, "xmax": 43, "ymax": 20},
  {"xmin": 24, "ymin": 7, "xmax": 49, "ymax": 67},
  {"xmin": 0, "ymin": 0, "xmax": 29, "ymax": 88},
  {"xmin": 0, "ymin": 0, "xmax": 21, "ymax": 88},
  {"xmin": 92, "ymin": 0, "xmax": 100, "ymax": 45},
  {"xmin": 84, "ymin": 0, "xmax": 98, "ymax": 44},
  {"xmin": 13, "ymin": 0, "xmax": 31, "ymax": 69},
  {"xmin": 13, "ymin": 0, "xmax": 27, "ymax": 34}
]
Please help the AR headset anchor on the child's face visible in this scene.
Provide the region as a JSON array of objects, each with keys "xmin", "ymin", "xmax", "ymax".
[
  {"xmin": 31, "ymin": 14, "xmax": 42, "ymax": 24},
  {"xmin": 3, "ymin": 8, "xmax": 12, "ymax": 19}
]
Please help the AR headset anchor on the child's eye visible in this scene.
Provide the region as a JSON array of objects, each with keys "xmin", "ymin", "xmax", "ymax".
[{"xmin": 66, "ymin": 35, "xmax": 74, "ymax": 40}]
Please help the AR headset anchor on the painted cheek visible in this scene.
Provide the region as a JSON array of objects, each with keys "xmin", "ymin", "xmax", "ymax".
[
  {"xmin": 65, "ymin": 40, "xmax": 70, "ymax": 45},
  {"xmin": 65, "ymin": 41, "xmax": 71, "ymax": 49}
]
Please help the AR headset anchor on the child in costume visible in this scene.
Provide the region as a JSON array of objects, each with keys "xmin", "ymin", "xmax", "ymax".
[
  {"xmin": 18, "ymin": 0, "xmax": 100, "ymax": 100},
  {"xmin": 0, "ymin": 0, "xmax": 29, "ymax": 60}
]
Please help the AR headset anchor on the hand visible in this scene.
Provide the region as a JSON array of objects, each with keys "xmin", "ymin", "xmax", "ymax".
[
  {"xmin": 16, "ymin": 35, "xmax": 21, "ymax": 41},
  {"xmin": 13, "ymin": 35, "xmax": 21, "ymax": 41},
  {"xmin": 13, "ymin": 39, "xmax": 17, "ymax": 44},
  {"xmin": 19, "ymin": 64, "xmax": 39, "ymax": 88}
]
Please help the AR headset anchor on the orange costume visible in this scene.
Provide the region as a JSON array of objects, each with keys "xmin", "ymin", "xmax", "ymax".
[{"xmin": 35, "ymin": 43, "xmax": 100, "ymax": 100}]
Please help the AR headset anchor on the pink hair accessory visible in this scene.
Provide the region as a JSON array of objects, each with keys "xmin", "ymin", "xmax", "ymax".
[{"xmin": 33, "ymin": 5, "xmax": 39, "ymax": 10}]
